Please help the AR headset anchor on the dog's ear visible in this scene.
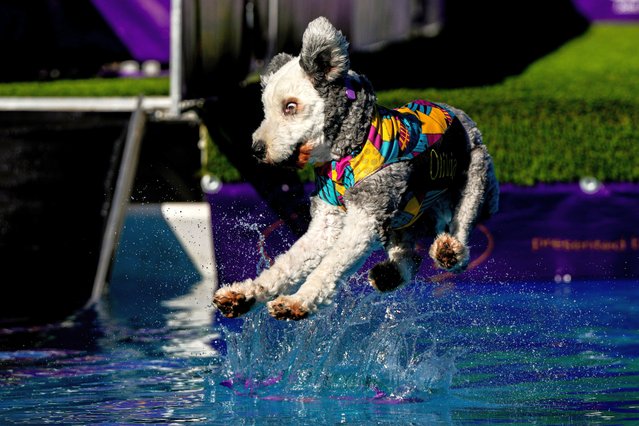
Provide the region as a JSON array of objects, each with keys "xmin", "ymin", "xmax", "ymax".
[
  {"xmin": 299, "ymin": 16, "xmax": 350, "ymax": 84},
  {"xmin": 261, "ymin": 53, "xmax": 294, "ymax": 87}
]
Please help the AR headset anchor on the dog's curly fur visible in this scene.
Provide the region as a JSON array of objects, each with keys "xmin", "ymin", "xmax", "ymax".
[{"xmin": 213, "ymin": 17, "xmax": 499, "ymax": 320}]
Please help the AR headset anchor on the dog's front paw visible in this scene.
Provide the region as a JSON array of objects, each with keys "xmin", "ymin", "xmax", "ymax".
[
  {"xmin": 267, "ymin": 296, "xmax": 309, "ymax": 321},
  {"xmin": 429, "ymin": 233, "xmax": 469, "ymax": 272},
  {"xmin": 213, "ymin": 288, "xmax": 255, "ymax": 318},
  {"xmin": 369, "ymin": 261, "xmax": 404, "ymax": 292}
]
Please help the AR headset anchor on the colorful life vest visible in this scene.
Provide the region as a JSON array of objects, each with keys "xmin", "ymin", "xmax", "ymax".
[{"xmin": 314, "ymin": 100, "xmax": 460, "ymax": 229}]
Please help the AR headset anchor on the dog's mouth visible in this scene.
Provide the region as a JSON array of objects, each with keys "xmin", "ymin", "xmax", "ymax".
[{"xmin": 282, "ymin": 142, "xmax": 312, "ymax": 169}]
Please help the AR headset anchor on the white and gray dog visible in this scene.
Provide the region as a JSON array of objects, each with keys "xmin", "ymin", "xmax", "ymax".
[{"xmin": 213, "ymin": 17, "xmax": 499, "ymax": 320}]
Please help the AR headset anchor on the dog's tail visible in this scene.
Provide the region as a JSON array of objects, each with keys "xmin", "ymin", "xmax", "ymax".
[{"xmin": 445, "ymin": 106, "xmax": 500, "ymax": 244}]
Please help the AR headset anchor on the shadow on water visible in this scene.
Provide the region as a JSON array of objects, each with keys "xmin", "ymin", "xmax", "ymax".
[{"xmin": 0, "ymin": 112, "xmax": 131, "ymax": 325}]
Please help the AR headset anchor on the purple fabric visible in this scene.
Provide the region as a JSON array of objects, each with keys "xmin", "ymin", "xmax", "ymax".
[
  {"xmin": 207, "ymin": 182, "xmax": 639, "ymax": 286},
  {"xmin": 92, "ymin": 0, "xmax": 170, "ymax": 63},
  {"xmin": 573, "ymin": 0, "xmax": 639, "ymax": 21},
  {"xmin": 469, "ymin": 183, "xmax": 639, "ymax": 282}
]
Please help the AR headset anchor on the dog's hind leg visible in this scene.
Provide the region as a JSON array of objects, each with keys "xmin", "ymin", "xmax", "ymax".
[
  {"xmin": 368, "ymin": 229, "xmax": 421, "ymax": 292},
  {"xmin": 429, "ymin": 111, "xmax": 498, "ymax": 272},
  {"xmin": 213, "ymin": 197, "xmax": 344, "ymax": 318}
]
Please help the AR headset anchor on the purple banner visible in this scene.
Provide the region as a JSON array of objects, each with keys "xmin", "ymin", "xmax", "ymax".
[
  {"xmin": 573, "ymin": 0, "xmax": 639, "ymax": 21},
  {"xmin": 207, "ymin": 182, "xmax": 639, "ymax": 287},
  {"xmin": 92, "ymin": 0, "xmax": 170, "ymax": 63}
]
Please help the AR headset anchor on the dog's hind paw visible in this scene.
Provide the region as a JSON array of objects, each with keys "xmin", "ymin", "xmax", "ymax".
[
  {"xmin": 429, "ymin": 233, "xmax": 469, "ymax": 272},
  {"xmin": 369, "ymin": 261, "xmax": 404, "ymax": 292},
  {"xmin": 267, "ymin": 296, "xmax": 309, "ymax": 321},
  {"xmin": 213, "ymin": 289, "xmax": 255, "ymax": 318}
]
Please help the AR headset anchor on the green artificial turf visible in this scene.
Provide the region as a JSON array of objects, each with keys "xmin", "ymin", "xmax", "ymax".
[
  {"xmin": 0, "ymin": 76, "xmax": 169, "ymax": 97},
  {"xmin": 1, "ymin": 24, "xmax": 636, "ymax": 185}
]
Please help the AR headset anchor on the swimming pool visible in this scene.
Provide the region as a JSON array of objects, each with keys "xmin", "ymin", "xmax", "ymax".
[
  {"xmin": 0, "ymin": 275, "xmax": 637, "ymax": 424},
  {"xmin": 1, "ymin": 183, "xmax": 638, "ymax": 424}
]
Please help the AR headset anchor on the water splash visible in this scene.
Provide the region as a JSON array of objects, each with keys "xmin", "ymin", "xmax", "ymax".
[
  {"xmin": 213, "ymin": 277, "xmax": 459, "ymax": 402},
  {"xmin": 231, "ymin": 215, "xmax": 283, "ymax": 276},
  {"xmin": 213, "ymin": 216, "xmax": 460, "ymax": 401}
]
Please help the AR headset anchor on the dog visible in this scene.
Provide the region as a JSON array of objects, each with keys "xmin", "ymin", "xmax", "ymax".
[{"xmin": 213, "ymin": 16, "xmax": 499, "ymax": 321}]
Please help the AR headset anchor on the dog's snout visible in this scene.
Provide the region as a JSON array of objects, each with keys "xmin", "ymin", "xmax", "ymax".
[{"xmin": 252, "ymin": 139, "xmax": 267, "ymax": 161}]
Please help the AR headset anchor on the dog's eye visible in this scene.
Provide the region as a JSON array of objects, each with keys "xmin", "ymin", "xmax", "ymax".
[{"xmin": 283, "ymin": 101, "xmax": 297, "ymax": 116}]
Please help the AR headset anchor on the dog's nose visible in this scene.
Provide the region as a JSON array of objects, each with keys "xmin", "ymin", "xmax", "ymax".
[{"xmin": 252, "ymin": 139, "xmax": 267, "ymax": 161}]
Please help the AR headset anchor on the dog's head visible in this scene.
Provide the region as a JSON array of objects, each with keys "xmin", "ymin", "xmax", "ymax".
[{"xmin": 252, "ymin": 17, "xmax": 376, "ymax": 168}]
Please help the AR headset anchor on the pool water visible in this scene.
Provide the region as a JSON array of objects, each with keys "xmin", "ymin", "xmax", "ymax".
[{"xmin": 1, "ymin": 273, "xmax": 637, "ymax": 424}]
